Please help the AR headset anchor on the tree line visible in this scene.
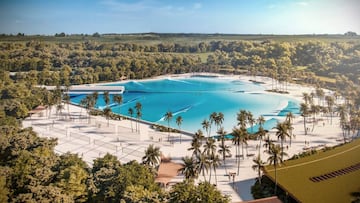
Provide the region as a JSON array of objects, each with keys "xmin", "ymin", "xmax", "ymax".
[{"xmin": 1, "ymin": 38, "xmax": 359, "ymax": 89}]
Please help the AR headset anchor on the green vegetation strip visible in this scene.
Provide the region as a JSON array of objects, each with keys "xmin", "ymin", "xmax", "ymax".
[{"xmin": 264, "ymin": 139, "xmax": 360, "ymax": 203}]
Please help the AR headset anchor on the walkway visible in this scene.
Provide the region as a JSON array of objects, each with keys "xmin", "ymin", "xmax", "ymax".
[{"xmin": 39, "ymin": 85, "xmax": 125, "ymax": 94}]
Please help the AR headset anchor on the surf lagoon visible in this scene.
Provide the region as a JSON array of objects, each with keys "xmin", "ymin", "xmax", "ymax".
[{"xmin": 70, "ymin": 75, "xmax": 300, "ymax": 135}]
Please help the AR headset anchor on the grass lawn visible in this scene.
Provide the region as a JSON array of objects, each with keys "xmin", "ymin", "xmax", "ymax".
[{"xmin": 264, "ymin": 138, "xmax": 360, "ymax": 202}]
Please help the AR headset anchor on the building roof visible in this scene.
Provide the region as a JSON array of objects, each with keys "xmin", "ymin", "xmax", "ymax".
[
  {"xmin": 155, "ymin": 155, "xmax": 183, "ymax": 187},
  {"xmin": 242, "ymin": 196, "xmax": 282, "ymax": 203},
  {"xmin": 29, "ymin": 105, "xmax": 47, "ymax": 114},
  {"xmin": 264, "ymin": 138, "xmax": 360, "ymax": 203}
]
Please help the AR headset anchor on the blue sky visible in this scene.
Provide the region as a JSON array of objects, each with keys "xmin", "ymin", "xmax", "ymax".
[{"xmin": 0, "ymin": 0, "xmax": 359, "ymax": 35}]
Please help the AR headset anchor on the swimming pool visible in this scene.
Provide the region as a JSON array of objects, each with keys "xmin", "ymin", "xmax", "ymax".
[{"xmin": 70, "ymin": 76, "xmax": 300, "ymax": 135}]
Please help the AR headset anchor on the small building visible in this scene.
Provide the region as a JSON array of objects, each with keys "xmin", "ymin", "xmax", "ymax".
[{"xmin": 263, "ymin": 138, "xmax": 360, "ymax": 202}]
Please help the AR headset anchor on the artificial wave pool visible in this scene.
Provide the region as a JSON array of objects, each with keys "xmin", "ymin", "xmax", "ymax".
[{"xmin": 70, "ymin": 76, "xmax": 300, "ymax": 135}]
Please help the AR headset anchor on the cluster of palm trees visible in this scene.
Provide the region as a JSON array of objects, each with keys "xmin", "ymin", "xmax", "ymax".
[
  {"xmin": 127, "ymin": 102, "xmax": 142, "ymax": 133},
  {"xmin": 80, "ymin": 92, "xmax": 99, "ymax": 123},
  {"xmin": 232, "ymin": 110, "xmax": 258, "ymax": 175},
  {"xmin": 162, "ymin": 111, "xmax": 183, "ymax": 143},
  {"xmin": 180, "ymin": 112, "xmax": 231, "ymax": 184},
  {"xmin": 251, "ymin": 119, "xmax": 293, "ymax": 194},
  {"xmin": 300, "ymin": 89, "xmax": 360, "ymax": 143},
  {"xmin": 338, "ymin": 104, "xmax": 360, "ymax": 142},
  {"xmin": 79, "ymin": 91, "xmax": 124, "ymax": 127},
  {"xmin": 250, "ymin": 88, "xmax": 360, "ymax": 194},
  {"xmin": 182, "ymin": 129, "xmax": 223, "ymax": 185},
  {"xmin": 300, "ymin": 91, "xmax": 338, "ymax": 135},
  {"xmin": 201, "ymin": 112, "xmax": 224, "ymax": 137},
  {"xmin": 42, "ymin": 85, "xmax": 70, "ymax": 120},
  {"xmin": 177, "ymin": 112, "xmax": 230, "ymax": 185},
  {"xmin": 178, "ymin": 109, "xmax": 297, "ymax": 194}
]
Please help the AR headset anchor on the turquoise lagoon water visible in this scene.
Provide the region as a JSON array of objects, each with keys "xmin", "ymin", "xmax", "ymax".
[{"xmin": 70, "ymin": 76, "xmax": 300, "ymax": 135}]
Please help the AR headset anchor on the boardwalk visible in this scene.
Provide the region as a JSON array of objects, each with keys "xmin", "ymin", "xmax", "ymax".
[{"xmin": 39, "ymin": 85, "xmax": 125, "ymax": 94}]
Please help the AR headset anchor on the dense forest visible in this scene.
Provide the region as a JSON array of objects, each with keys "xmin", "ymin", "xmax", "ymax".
[
  {"xmin": 1, "ymin": 34, "xmax": 360, "ymax": 202},
  {"xmin": 0, "ymin": 124, "xmax": 229, "ymax": 202},
  {"xmin": 0, "ymin": 34, "xmax": 359, "ymax": 89}
]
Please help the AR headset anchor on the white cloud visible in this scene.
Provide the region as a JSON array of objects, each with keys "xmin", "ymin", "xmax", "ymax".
[
  {"xmin": 193, "ymin": 3, "xmax": 202, "ymax": 9},
  {"xmin": 268, "ymin": 4, "xmax": 277, "ymax": 9},
  {"xmin": 100, "ymin": 0, "xmax": 149, "ymax": 12},
  {"xmin": 296, "ymin": 2, "xmax": 309, "ymax": 6}
]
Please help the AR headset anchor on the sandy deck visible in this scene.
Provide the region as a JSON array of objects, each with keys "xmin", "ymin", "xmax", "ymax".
[{"xmin": 23, "ymin": 74, "xmax": 348, "ymax": 202}]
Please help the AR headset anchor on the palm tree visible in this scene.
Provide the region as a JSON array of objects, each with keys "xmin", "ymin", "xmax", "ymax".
[
  {"xmin": 102, "ymin": 92, "xmax": 111, "ymax": 124},
  {"xmin": 63, "ymin": 91, "xmax": 71, "ymax": 120},
  {"xmin": 310, "ymin": 104, "xmax": 321, "ymax": 131},
  {"xmin": 275, "ymin": 122, "xmax": 290, "ymax": 160},
  {"xmin": 79, "ymin": 97, "xmax": 87, "ymax": 119},
  {"xmin": 263, "ymin": 135, "xmax": 274, "ymax": 153},
  {"xmin": 217, "ymin": 127, "xmax": 231, "ymax": 175},
  {"xmin": 113, "ymin": 94, "xmax": 123, "ymax": 115},
  {"xmin": 316, "ymin": 87, "xmax": 325, "ymax": 106},
  {"xmin": 91, "ymin": 92, "xmax": 98, "ymax": 107},
  {"xmin": 196, "ymin": 153, "xmax": 209, "ymax": 182},
  {"xmin": 103, "ymin": 91, "xmax": 110, "ymax": 107},
  {"xmin": 103, "ymin": 107, "xmax": 112, "ymax": 127},
  {"xmin": 188, "ymin": 136, "xmax": 202, "ymax": 158},
  {"xmin": 214, "ymin": 112, "xmax": 224, "ymax": 130},
  {"xmin": 135, "ymin": 102, "xmax": 142, "ymax": 133},
  {"xmin": 285, "ymin": 112, "xmax": 295, "ymax": 145},
  {"xmin": 256, "ymin": 115, "xmax": 266, "ymax": 156},
  {"xmin": 237, "ymin": 110, "xmax": 248, "ymax": 128},
  {"xmin": 256, "ymin": 126, "xmax": 267, "ymax": 156},
  {"xmin": 179, "ymin": 156, "xmax": 198, "ymax": 181},
  {"xmin": 210, "ymin": 154, "xmax": 221, "ymax": 185},
  {"xmin": 300, "ymin": 103, "xmax": 309, "ymax": 135},
  {"xmin": 82, "ymin": 94, "xmax": 95, "ymax": 123},
  {"xmin": 203, "ymin": 137, "xmax": 217, "ymax": 157},
  {"xmin": 128, "ymin": 107, "xmax": 134, "ymax": 132},
  {"xmin": 337, "ymin": 104, "xmax": 348, "ymax": 143},
  {"xmin": 202, "ymin": 119, "xmax": 210, "ymax": 138},
  {"xmin": 232, "ymin": 127, "xmax": 241, "ymax": 172},
  {"xmin": 285, "ymin": 121, "xmax": 295, "ymax": 147},
  {"xmin": 325, "ymin": 95, "xmax": 335, "ymax": 125},
  {"xmin": 102, "ymin": 91, "xmax": 112, "ymax": 126},
  {"xmin": 43, "ymin": 90, "xmax": 54, "ymax": 118},
  {"xmin": 176, "ymin": 116, "xmax": 183, "ymax": 143},
  {"xmin": 247, "ymin": 111, "xmax": 256, "ymax": 134},
  {"xmin": 142, "ymin": 144, "xmax": 161, "ymax": 169},
  {"xmin": 257, "ymin": 115, "xmax": 266, "ymax": 128},
  {"xmin": 252, "ymin": 155, "xmax": 265, "ymax": 184},
  {"xmin": 56, "ymin": 103, "xmax": 64, "ymax": 118},
  {"xmin": 285, "ymin": 112, "xmax": 294, "ymax": 125},
  {"xmin": 302, "ymin": 92, "xmax": 311, "ymax": 105},
  {"xmin": 236, "ymin": 127, "xmax": 248, "ymax": 158},
  {"xmin": 164, "ymin": 111, "xmax": 173, "ymax": 142},
  {"xmin": 203, "ymin": 138, "xmax": 217, "ymax": 182},
  {"xmin": 85, "ymin": 91, "xmax": 98, "ymax": 123},
  {"xmin": 194, "ymin": 129, "xmax": 205, "ymax": 144},
  {"xmin": 232, "ymin": 127, "xmax": 247, "ymax": 175},
  {"xmin": 209, "ymin": 112, "xmax": 218, "ymax": 137},
  {"xmin": 267, "ymin": 144, "xmax": 288, "ymax": 194},
  {"xmin": 54, "ymin": 85, "xmax": 63, "ymax": 118}
]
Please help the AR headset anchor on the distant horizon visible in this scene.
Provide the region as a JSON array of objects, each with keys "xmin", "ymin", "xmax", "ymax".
[
  {"xmin": 2, "ymin": 32, "xmax": 357, "ymax": 36},
  {"xmin": 1, "ymin": 0, "xmax": 359, "ymax": 35}
]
